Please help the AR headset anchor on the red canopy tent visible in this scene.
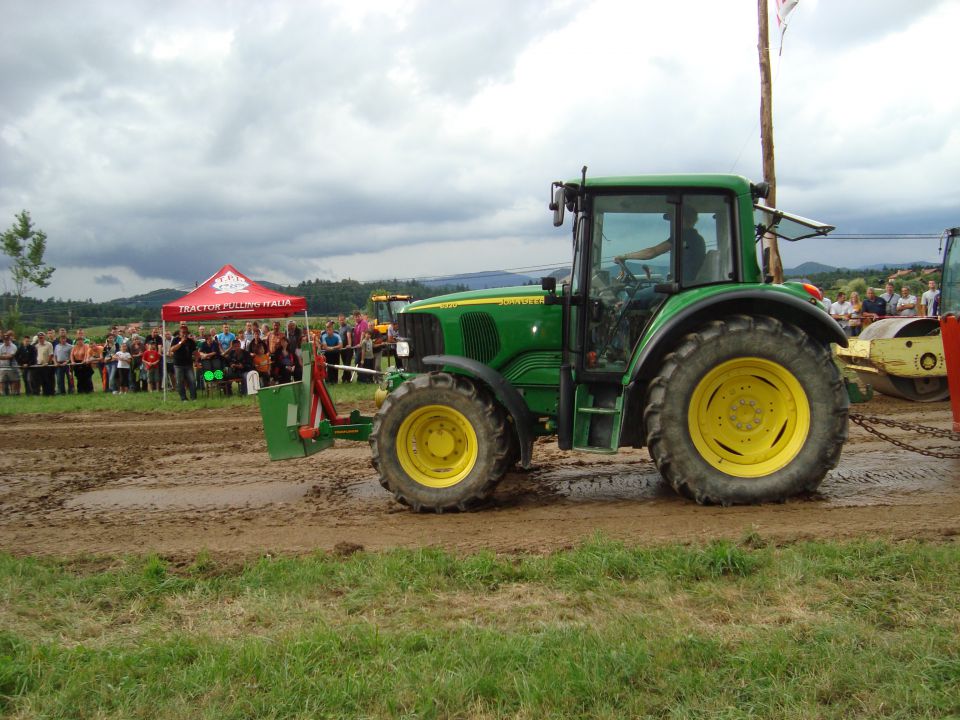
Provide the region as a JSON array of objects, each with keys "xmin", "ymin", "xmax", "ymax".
[
  {"xmin": 161, "ymin": 264, "xmax": 307, "ymax": 322},
  {"xmin": 160, "ymin": 264, "xmax": 309, "ymax": 399}
]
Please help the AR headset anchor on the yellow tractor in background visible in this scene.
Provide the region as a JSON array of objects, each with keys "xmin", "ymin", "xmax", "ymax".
[{"xmin": 369, "ymin": 293, "xmax": 413, "ymax": 335}]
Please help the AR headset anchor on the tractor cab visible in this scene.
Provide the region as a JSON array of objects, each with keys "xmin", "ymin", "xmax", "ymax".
[
  {"xmin": 572, "ymin": 191, "xmax": 738, "ymax": 377},
  {"xmin": 551, "ymin": 172, "xmax": 844, "ymax": 462},
  {"xmin": 370, "ymin": 294, "xmax": 413, "ymax": 334},
  {"xmin": 940, "ymin": 228, "xmax": 960, "ymax": 315}
]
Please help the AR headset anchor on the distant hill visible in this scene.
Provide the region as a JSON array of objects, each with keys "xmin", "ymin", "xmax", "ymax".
[
  {"xmin": 109, "ymin": 288, "xmax": 184, "ymax": 307},
  {"xmin": 109, "ymin": 279, "xmax": 289, "ymax": 307},
  {"xmin": 857, "ymin": 261, "xmax": 940, "ymax": 271},
  {"xmin": 784, "ymin": 261, "xmax": 836, "ymax": 276},
  {"xmin": 422, "ymin": 270, "xmax": 538, "ymax": 290}
]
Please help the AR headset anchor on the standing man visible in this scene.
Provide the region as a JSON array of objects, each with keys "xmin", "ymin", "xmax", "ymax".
[
  {"xmin": 861, "ymin": 287, "xmax": 886, "ymax": 330},
  {"xmin": 285, "ymin": 320, "xmax": 302, "ymax": 352},
  {"xmin": 0, "ymin": 332, "xmax": 19, "ymax": 395},
  {"xmin": 386, "ymin": 319, "xmax": 403, "ymax": 369},
  {"xmin": 163, "ymin": 329, "xmax": 175, "ymax": 390},
  {"xmin": 241, "ymin": 321, "xmax": 255, "ymax": 349},
  {"xmin": 337, "ymin": 314, "xmax": 353, "ymax": 380},
  {"xmin": 896, "ymin": 285, "xmax": 917, "ymax": 317},
  {"xmin": 14, "ymin": 335, "xmax": 35, "ymax": 395},
  {"xmin": 33, "ymin": 332, "xmax": 55, "ymax": 396},
  {"xmin": 267, "ymin": 321, "xmax": 283, "ymax": 354},
  {"xmin": 818, "ymin": 287, "xmax": 832, "ymax": 312},
  {"xmin": 216, "ymin": 323, "xmax": 235, "ymax": 354},
  {"xmin": 172, "ymin": 323, "xmax": 198, "ymax": 401},
  {"xmin": 53, "ymin": 328, "xmax": 73, "ymax": 394},
  {"xmin": 829, "ymin": 291, "xmax": 853, "ymax": 336},
  {"xmin": 880, "ymin": 282, "xmax": 898, "ymax": 318},
  {"xmin": 921, "ymin": 280, "xmax": 940, "ymax": 317},
  {"xmin": 145, "ymin": 326, "xmax": 164, "ymax": 353},
  {"xmin": 320, "ymin": 320, "xmax": 342, "ymax": 383},
  {"xmin": 351, "ymin": 310, "xmax": 368, "ymax": 371}
]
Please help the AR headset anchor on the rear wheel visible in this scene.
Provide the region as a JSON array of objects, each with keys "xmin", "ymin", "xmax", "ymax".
[
  {"xmin": 370, "ymin": 373, "xmax": 510, "ymax": 512},
  {"xmin": 644, "ymin": 315, "xmax": 848, "ymax": 504}
]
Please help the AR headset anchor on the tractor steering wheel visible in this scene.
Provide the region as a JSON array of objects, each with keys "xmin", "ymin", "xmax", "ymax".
[{"xmin": 614, "ymin": 257, "xmax": 654, "ymax": 286}]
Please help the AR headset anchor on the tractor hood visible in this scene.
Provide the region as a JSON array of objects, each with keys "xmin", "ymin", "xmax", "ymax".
[
  {"xmin": 398, "ymin": 285, "xmax": 562, "ymax": 383},
  {"xmin": 404, "ymin": 285, "xmax": 549, "ymax": 312}
]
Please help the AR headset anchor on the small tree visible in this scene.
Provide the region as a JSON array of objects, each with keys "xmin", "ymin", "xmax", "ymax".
[{"xmin": 1, "ymin": 211, "xmax": 55, "ymax": 325}]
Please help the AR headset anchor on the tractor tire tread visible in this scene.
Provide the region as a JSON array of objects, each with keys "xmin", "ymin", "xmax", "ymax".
[
  {"xmin": 644, "ymin": 314, "xmax": 848, "ymax": 505},
  {"xmin": 370, "ymin": 372, "xmax": 510, "ymax": 513}
]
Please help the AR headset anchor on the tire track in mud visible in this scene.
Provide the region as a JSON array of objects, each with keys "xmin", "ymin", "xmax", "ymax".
[{"xmin": 1, "ymin": 398, "xmax": 959, "ymax": 556}]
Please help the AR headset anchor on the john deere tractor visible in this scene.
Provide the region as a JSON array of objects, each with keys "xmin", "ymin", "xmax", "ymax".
[{"xmin": 260, "ymin": 171, "xmax": 850, "ymax": 511}]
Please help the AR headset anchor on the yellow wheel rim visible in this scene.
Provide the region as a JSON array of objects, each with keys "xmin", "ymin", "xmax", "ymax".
[
  {"xmin": 397, "ymin": 404, "xmax": 479, "ymax": 488},
  {"xmin": 688, "ymin": 357, "xmax": 810, "ymax": 478}
]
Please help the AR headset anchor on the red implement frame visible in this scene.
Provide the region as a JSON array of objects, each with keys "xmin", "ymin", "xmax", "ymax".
[{"xmin": 297, "ymin": 352, "xmax": 352, "ymax": 439}]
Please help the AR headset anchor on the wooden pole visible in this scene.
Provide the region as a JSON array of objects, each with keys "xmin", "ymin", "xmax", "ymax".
[{"xmin": 757, "ymin": 0, "xmax": 783, "ymax": 283}]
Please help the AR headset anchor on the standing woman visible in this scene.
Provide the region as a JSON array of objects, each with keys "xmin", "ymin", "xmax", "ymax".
[
  {"xmin": 102, "ymin": 333, "xmax": 118, "ymax": 392},
  {"xmin": 848, "ymin": 291, "xmax": 863, "ymax": 337},
  {"xmin": 271, "ymin": 336, "xmax": 299, "ymax": 384},
  {"xmin": 70, "ymin": 331, "xmax": 94, "ymax": 393}
]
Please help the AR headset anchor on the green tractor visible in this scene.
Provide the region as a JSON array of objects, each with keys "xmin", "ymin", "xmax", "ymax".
[{"xmin": 262, "ymin": 171, "xmax": 850, "ymax": 511}]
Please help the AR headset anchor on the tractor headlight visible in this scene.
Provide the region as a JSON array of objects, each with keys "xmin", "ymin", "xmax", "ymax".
[{"xmin": 396, "ymin": 340, "xmax": 410, "ymax": 358}]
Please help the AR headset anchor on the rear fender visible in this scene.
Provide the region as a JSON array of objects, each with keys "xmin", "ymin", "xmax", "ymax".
[{"xmin": 620, "ymin": 290, "xmax": 846, "ymax": 447}]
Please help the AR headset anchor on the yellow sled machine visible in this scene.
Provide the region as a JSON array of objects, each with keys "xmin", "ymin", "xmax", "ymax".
[{"xmin": 835, "ymin": 317, "xmax": 947, "ymax": 402}]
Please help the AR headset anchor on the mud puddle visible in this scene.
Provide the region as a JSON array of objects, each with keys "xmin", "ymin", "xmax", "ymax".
[{"xmin": 66, "ymin": 479, "xmax": 311, "ymax": 511}]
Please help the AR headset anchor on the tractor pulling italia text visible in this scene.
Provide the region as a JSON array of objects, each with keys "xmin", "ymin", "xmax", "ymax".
[{"xmin": 258, "ymin": 171, "xmax": 850, "ymax": 512}]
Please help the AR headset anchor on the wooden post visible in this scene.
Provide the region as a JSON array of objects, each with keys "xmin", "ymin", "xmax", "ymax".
[{"xmin": 757, "ymin": 0, "xmax": 783, "ymax": 283}]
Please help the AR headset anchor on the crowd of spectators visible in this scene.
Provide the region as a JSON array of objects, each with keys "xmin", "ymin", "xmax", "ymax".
[
  {"xmin": 0, "ymin": 310, "xmax": 400, "ymax": 399},
  {"xmin": 824, "ymin": 280, "xmax": 940, "ymax": 336}
]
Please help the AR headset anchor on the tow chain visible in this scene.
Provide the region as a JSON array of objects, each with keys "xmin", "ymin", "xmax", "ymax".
[{"xmin": 848, "ymin": 412, "xmax": 960, "ymax": 459}]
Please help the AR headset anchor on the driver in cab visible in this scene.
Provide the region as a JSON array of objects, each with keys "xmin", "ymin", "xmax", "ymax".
[{"xmin": 614, "ymin": 205, "xmax": 705, "ymax": 284}]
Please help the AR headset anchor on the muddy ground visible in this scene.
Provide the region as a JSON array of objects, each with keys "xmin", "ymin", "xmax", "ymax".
[{"xmin": 1, "ymin": 394, "xmax": 959, "ymax": 558}]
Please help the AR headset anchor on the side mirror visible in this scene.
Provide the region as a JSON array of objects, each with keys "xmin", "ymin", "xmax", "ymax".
[
  {"xmin": 541, "ymin": 276, "xmax": 557, "ymax": 293},
  {"xmin": 549, "ymin": 185, "xmax": 565, "ymax": 227}
]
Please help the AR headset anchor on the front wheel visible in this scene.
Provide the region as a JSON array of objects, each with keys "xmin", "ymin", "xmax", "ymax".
[
  {"xmin": 644, "ymin": 315, "xmax": 849, "ymax": 504},
  {"xmin": 370, "ymin": 373, "xmax": 511, "ymax": 512}
]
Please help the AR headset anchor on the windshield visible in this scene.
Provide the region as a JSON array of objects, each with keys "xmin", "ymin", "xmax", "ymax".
[
  {"xmin": 375, "ymin": 300, "xmax": 410, "ymax": 324},
  {"xmin": 754, "ymin": 205, "xmax": 835, "ymax": 241}
]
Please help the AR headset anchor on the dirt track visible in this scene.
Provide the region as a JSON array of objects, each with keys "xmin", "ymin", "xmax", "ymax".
[{"xmin": 1, "ymin": 394, "xmax": 959, "ymax": 558}]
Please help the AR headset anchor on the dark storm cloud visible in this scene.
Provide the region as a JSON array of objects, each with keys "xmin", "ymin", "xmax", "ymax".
[{"xmin": 0, "ymin": 0, "xmax": 957, "ymax": 298}]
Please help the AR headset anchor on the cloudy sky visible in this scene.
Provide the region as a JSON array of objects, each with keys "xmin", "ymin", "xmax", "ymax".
[{"xmin": 1, "ymin": 0, "xmax": 958, "ymax": 302}]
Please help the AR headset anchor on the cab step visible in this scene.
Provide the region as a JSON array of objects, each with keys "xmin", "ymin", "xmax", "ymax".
[{"xmin": 571, "ymin": 385, "xmax": 623, "ymax": 453}]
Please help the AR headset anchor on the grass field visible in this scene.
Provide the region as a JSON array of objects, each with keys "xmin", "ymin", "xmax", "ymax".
[
  {"xmin": 0, "ymin": 381, "xmax": 378, "ymax": 416},
  {"xmin": 2, "ymin": 536, "xmax": 958, "ymax": 719}
]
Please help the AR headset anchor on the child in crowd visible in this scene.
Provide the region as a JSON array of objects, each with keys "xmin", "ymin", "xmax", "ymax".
[
  {"xmin": 114, "ymin": 342, "xmax": 132, "ymax": 394},
  {"xmin": 142, "ymin": 342, "xmax": 161, "ymax": 392},
  {"xmin": 359, "ymin": 330, "xmax": 375, "ymax": 382}
]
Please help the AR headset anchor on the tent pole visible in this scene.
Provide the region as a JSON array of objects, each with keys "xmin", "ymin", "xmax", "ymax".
[{"xmin": 162, "ymin": 320, "xmax": 166, "ymax": 402}]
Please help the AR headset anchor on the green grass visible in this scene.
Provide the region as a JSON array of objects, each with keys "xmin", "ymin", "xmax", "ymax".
[
  {"xmin": 0, "ymin": 380, "xmax": 380, "ymax": 416},
  {"xmin": 2, "ymin": 536, "xmax": 959, "ymax": 719}
]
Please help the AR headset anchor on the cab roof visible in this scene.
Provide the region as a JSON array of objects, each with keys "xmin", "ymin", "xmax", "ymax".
[{"xmin": 571, "ymin": 174, "xmax": 754, "ymax": 195}]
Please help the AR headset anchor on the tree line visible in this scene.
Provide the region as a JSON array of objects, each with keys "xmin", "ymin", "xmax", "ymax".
[
  {"xmin": 1, "ymin": 278, "xmax": 468, "ymax": 335},
  {"xmin": 792, "ymin": 265, "xmax": 941, "ymax": 299}
]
